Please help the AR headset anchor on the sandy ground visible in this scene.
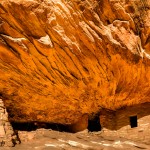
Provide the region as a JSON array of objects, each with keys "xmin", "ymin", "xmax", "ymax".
[{"xmin": 0, "ymin": 129, "xmax": 150, "ymax": 150}]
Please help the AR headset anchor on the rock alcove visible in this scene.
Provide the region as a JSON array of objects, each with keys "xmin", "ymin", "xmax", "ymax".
[{"xmin": 0, "ymin": 0, "xmax": 150, "ymax": 147}]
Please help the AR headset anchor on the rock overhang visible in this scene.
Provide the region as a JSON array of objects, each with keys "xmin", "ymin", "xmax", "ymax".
[{"xmin": 0, "ymin": 0, "xmax": 149, "ymax": 125}]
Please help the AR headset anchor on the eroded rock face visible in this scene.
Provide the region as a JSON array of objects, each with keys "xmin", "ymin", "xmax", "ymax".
[{"xmin": 0, "ymin": 0, "xmax": 150, "ymax": 125}]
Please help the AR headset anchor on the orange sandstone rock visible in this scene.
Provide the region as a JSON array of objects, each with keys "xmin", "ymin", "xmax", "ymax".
[{"xmin": 0, "ymin": 0, "xmax": 149, "ymax": 126}]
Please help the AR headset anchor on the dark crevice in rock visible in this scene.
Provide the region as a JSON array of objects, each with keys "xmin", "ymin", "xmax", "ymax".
[{"xmin": 11, "ymin": 122, "xmax": 68, "ymax": 132}]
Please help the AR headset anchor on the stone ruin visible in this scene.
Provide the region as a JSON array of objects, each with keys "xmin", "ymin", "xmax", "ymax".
[
  {"xmin": 100, "ymin": 103, "xmax": 150, "ymax": 143},
  {"xmin": 0, "ymin": 96, "xmax": 149, "ymax": 147},
  {"xmin": 0, "ymin": 99, "xmax": 18, "ymax": 147}
]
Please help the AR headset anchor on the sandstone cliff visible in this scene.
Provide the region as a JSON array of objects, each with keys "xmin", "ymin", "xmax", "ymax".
[{"xmin": 0, "ymin": 0, "xmax": 150, "ymax": 125}]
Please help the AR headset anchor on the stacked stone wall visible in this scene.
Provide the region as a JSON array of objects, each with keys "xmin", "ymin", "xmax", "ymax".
[
  {"xmin": 101, "ymin": 103, "xmax": 150, "ymax": 143},
  {"xmin": 0, "ymin": 99, "xmax": 18, "ymax": 146}
]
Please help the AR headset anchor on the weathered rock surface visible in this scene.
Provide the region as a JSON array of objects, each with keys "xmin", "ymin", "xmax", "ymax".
[
  {"xmin": 1, "ymin": 129, "xmax": 150, "ymax": 150},
  {"xmin": 0, "ymin": 0, "xmax": 150, "ymax": 125}
]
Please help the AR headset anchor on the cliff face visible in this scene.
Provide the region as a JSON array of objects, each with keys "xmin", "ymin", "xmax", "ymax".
[{"xmin": 0, "ymin": 0, "xmax": 150, "ymax": 124}]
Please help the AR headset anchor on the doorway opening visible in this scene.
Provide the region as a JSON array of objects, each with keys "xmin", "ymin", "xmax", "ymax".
[
  {"xmin": 129, "ymin": 116, "xmax": 138, "ymax": 128},
  {"xmin": 88, "ymin": 115, "xmax": 101, "ymax": 132}
]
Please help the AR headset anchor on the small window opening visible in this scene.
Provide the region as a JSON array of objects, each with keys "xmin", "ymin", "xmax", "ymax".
[
  {"xmin": 88, "ymin": 116, "xmax": 101, "ymax": 132},
  {"xmin": 0, "ymin": 93, "xmax": 2, "ymax": 96},
  {"xmin": 130, "ymin": 116, "xmax": 138, "ymax": 128},
  {"xmin": 106, "ymin": 20, "xmax": 111, "ymax": 24}
]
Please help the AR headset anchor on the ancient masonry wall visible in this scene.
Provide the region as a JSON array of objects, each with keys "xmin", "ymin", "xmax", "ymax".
[
  {"xmin": 0, "ymin": 99, "xmax": 18, "ymax": 146},
  {"xmin": 100, "ymin": 103, "xmax": 150, "ymax": 143}
]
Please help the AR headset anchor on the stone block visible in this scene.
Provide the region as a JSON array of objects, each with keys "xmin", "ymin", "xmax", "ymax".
[{"xmin": 0, "ymin": 126, "xmax": 5, "ymax": 138}]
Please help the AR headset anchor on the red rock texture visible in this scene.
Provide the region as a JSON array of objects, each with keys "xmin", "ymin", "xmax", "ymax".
[{"xmin": 0, "ymin": 0, "xmax": 149, "ymax": 126}]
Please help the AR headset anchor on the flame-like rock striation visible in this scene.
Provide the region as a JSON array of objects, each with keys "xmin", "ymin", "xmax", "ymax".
[{"xmin": 0, "ymin": 0, "xmax": 150, "ymax": 125}]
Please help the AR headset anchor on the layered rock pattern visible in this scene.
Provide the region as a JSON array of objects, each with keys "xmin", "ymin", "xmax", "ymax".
[{"xmin": 0, "ymin": 0, "xmax": 150, "ymax": 125}]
